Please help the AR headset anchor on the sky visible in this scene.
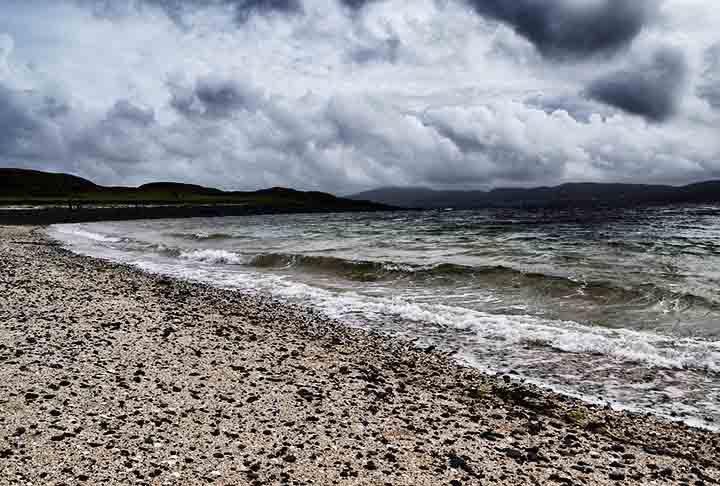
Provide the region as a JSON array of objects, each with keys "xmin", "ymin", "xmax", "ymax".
[{"xmin": 0, "ymin": 0, "xmax": 718, "ymax": 194}]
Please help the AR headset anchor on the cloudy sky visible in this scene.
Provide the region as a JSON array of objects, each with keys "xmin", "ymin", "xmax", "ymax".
[{"xmin": 0, "ymin": 0, "xmax": 718, "ymax": 193}]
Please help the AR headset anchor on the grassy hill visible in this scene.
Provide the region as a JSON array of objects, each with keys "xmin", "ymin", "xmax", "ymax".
[{"xmin": 0, "ymin": 168, "xmax": 389, "ymax": 211}]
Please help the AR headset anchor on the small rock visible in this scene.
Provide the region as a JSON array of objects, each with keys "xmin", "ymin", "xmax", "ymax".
[{"xmin": 504, "ymin": 448, "xmax": 524, "ymax": 460}]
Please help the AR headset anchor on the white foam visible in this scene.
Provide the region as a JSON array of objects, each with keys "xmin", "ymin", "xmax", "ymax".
[
  {"xmin": 304, "ymin": 292, "xmax": 720, "ymax": 373},
  {"xmin": 51, "ymin": 225, "xmax": 121, "ymax": 243},
  {"xmin": 157, "ymin": 255, "xmax": 720, "ymax": 374},
  {"xmin": 178, "ymin": 249, "xmax": 246, "ymax": 265}
]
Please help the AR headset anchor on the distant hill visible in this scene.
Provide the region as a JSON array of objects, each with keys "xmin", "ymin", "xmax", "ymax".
[
  {"xmin": 137, "ymin": 182, "xmax": 224, "ymax": 195},
  {"xmin": 0, "ymin": 168, "xmax": 391, "ymax": 212},
  {"xmin": 0, "ymin": 168, "xmax": 99, "ymax": 197},
  {"xmin": 348, "ymin": 182, "xmax": 720, "ymax": 209}
]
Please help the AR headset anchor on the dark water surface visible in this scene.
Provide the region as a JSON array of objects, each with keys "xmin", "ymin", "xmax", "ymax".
[{"xmin": 50, "ymin": 206, "xmax": 720, "ymax": 428}]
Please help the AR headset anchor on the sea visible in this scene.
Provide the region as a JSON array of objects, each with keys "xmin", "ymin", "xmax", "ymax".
[{"xmin": 48, "ymin": 206, "xmax": 720, "ymax": 429}]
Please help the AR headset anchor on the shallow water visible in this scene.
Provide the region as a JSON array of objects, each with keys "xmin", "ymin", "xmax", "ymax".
[{"xmin": 49, "ymin": 206, "xmax": 720, "ymax": 428}]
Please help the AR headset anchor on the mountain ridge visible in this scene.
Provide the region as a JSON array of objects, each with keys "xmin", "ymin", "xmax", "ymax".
[{"xmin": 348, "ymin": 181, "xmax": 720, "ymax": 209}]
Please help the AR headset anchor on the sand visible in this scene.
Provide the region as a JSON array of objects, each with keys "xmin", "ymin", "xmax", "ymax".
[{"xmin": 0, "ymin": 225, "xmax": 718, "ymax": 485}]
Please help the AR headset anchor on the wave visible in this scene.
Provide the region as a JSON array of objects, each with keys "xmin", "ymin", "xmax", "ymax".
[
  {"xmin": 168, "ymin": 232, "xmax": 238, "ymax": 241},
  {"xmin": 131, "ymin": 248, "xmax": 720, "ymax": 374},
  {"xmin": 51, "ymin": 224, "xmax": 720, "ymax": 315},
  {"xmin": 51, "ymin": 226, "xmax": 122, "ymax": 243},
  {"xmin": 383, "ymin": 301, "xmax": 720, "ymax": 373},
  {"xmin": 178, "ymin": 249, "xmax": 246, "ymax": 265},
  {"xmin": 208, "ymin": 270, "xmax": 720, "ymax": 374},
  {"xmin": 237, "ymin": 252, "xmax": 720, "ymax": 311},
  {"xmin": 248, "ymin": 253, "xmax": 417, "ymax": 279}
]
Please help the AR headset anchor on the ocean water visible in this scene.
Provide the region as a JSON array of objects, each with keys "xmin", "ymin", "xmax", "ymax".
[{"xmin": 49, "ymin": 206, "xmax": 720, "ymax": 428}]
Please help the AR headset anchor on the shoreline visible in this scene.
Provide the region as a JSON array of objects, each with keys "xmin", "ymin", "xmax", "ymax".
[
  {"xmin": 1, "ymin": 225, "xmax": 718, "ymax": 485},
  {"xmin": 0, "ymin": 204, "xmax": 401, "ymax": 226}
]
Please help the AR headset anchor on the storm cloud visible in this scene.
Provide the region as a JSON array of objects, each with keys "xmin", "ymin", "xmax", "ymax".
[
  {"xmin": 338, "ymin": 0, "xmax": 369, "ymax": 9},
  {"xmin": 587, "ymin": 48, "xmax": 688, "ymax": 122},
  {"xmin": 347, "ymin": 37, "xmax": 401, "ymax": 64},
  {"xmin": 170, "ymin": 76, "xmax": 264, "ymax": 118},
  {"xmin": 464, "ymin": 0, "xmax": 656, "ymax": 59},
  {"xmin": 82, "ymin": 0, "xmax": 302, "ymax": 24},
  {"xmin": 0, "ymin": 84, "xmax": 67, "ymax": 161},
  {"xmin": 698, "ymin": 44, "xmax": 720, "ymax": 110}
]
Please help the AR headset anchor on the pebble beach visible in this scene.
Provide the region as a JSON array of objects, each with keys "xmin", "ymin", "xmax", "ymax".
[{"xmin": 1, "ymin": 225, "xmax": 719, "ymax": 485}]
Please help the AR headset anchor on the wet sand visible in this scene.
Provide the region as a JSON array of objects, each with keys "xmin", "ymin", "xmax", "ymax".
[{"xmin": 1, "ymin": 225, "xmax": 718, "ymax": 485}]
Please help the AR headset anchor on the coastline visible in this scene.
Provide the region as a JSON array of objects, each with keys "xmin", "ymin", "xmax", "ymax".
[
  {"xmin": 0, "ymin": 204, "xmax": 398, "ymax": 226},
  {"xmin": 1, "ymin": 225, "xmax": 718, "ymax": 485}
]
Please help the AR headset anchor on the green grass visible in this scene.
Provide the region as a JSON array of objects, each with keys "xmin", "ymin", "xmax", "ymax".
[{"xmin": 566, "ymin": 406, "xmax": 591, "ymax": 427}]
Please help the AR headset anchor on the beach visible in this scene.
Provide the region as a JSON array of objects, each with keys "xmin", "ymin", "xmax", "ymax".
[{"xmin": 1, "ymin": 224, "xmax": 718, "ymax": 485}]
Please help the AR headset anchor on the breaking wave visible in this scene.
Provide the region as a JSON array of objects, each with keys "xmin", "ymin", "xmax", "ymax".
[
  {"xmin": 168, "ymin": 231, "xmax": 237, "ymax": 241},
  {"xmin": 231, "ymin": 252, "xmax": 719, "ymax": 312},
  {"xmin": 178, "ymin": 249, "xmax": 246, "ymax": 265},
  {"xmin": 51, "ymin": 226, "xmax": 122, "ymax": 243}
]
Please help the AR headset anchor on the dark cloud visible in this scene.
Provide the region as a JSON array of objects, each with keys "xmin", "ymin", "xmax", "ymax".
[
  {"xmin": 699, "ymin": 84, "xmax": 720, "ymax": 110},
  {"xmin": 423, "ymin": 119, "xmax": 487, "ymax": 154},
  {"xmin": 108, "ymin": 100, "xmax": 155, "ymax": 125},
  {"xmin": 0, "ymin": 84, "xmax": 65, "ymax": 160},
  {"xmin": 347, "ymin": 37, "xmax": 401, "ymax": 64},
  {"xmin": 525, "ymin": 94, "xmax": 612, "ymax": 123},
  {"xmin": 0, "ymin": 86, "xmax": 157, "ymax": 169},
  {"xmin": 169, "ymin": 76, "xmax": 263, "ymax": 118},
  {"xmin": 586, "ymin": 48, "xmax": 687, "ymax": 122},
  {"xmin": 338, "ymin": 0, "xmax": 377, "ymax": 10},
  {"xmin": 81, "ymin": 0, "xmax": 302, "ymax": 25},
  {"xmin": 0, "ymin": 86, "xmax": 38, "ymax": 155},
  {"xmin": 464, "ymin": 0, "xmax": 655, "ymax": 59},
  {"xmin": 418, "ymin": 109, "xmax": 564, "ymax": 184},
  {"xmin": 228, "ymin": 0, "xmax": 301, "ymax": 22},
  {"xmin": 70, "ymin": 99, "xmax": 158, "ymax": 164},
  {"xmin": 698, "ymin": 44, "xmax": 720, "ymax": 110}
]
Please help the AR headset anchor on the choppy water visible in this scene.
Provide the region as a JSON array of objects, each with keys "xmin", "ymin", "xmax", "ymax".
[{"xmin": 49, "ymin": 206, "xmax": 720, "ymax": 428}]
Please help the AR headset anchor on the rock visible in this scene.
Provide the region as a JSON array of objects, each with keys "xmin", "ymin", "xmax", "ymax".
[
  {"xmin": 504, "ymin": 448, "xmax": 524, "ymax": 460},
  {"xmin": 448, "ymin": 453, "xmax": 474, "ymax": 475},
  {"xmin": 526, "ymin": 446, "xmax": 540, "ymax": 462}
]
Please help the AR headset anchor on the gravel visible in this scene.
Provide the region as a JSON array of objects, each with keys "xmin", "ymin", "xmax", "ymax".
[{"xmin": 0, "ymin": 225, "xmax": 718, "ymax": 485}]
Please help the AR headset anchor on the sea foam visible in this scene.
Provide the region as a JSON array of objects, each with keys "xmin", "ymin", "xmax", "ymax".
[
  {"xmin": 178, "ymin": 249, "xmax": 246, "ymax": 265},
  {"xmin": 52, "ymin": 226, "xmax": 122, "ymax": 243}
]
